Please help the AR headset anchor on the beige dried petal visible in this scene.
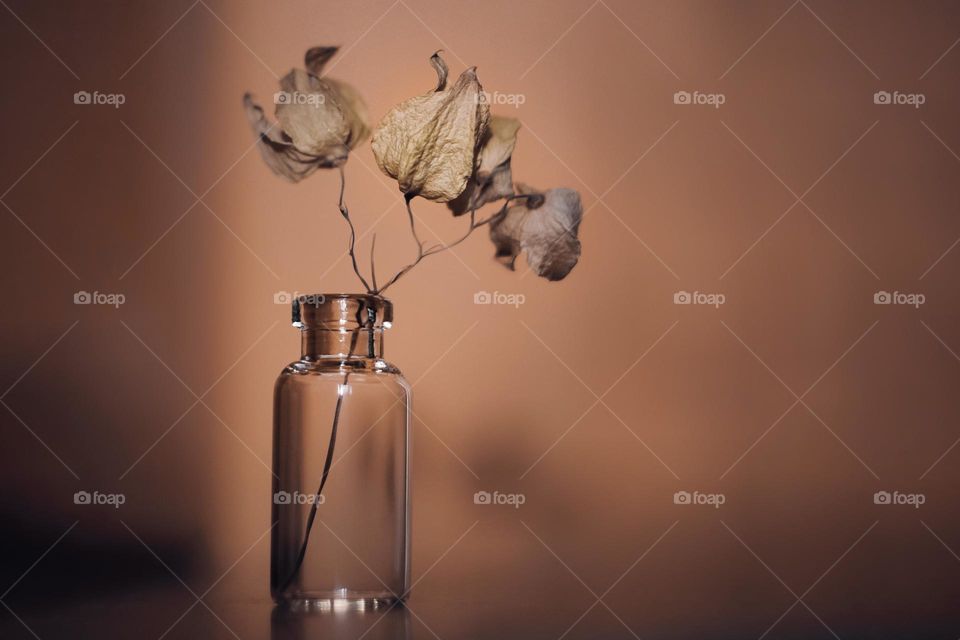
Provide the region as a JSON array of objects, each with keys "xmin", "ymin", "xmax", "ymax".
[
  {"xmin": 243, "ymin": 93, "xmax": 323, "ymax": 182},
  {"xmin": 243, "ymin": 46, "xmax": 370, "ymax": 181},
  {"xmin": 477, "ymin": 116, "xmax": 519, "ymax": 176},
  {"xmin": 371, "ymin": 53, "xmax": 490, "ymax": 202},
  {"xmin": 326, "ymin": 77, "xmax": 371, "ymax": 148},
  {"xmin": 489, "ymin": 186, "xmax": 583, "ymax": 281},
  {"xmin": 275, "ymin": 68, "xmax": 351, "ymax": 164},
  {"xmin": 448, "ymin": 115, "xmax": 519, "ymax": 215},
  {"xmin": 302, "ymin": 46, "xmax": 371, "ymax": 148}
]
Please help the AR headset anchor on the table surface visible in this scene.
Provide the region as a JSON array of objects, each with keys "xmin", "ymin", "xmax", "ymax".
[
  {"xmin": 0, "ymin": 584, "xmax": 641, "ymax": 640},
  {"xmin": 1, "ymin": 580, "xmax": 949, "ymax": 640}
]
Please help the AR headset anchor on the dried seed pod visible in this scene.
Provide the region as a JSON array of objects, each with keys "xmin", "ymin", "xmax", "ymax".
[
  {"xmin": 244, "ymin": 46, "xmax": 370, "ymax": 182},
  {"xmin": 489, "ymin": 185, "xmax": 583, "ymax": 281},
  {"xmin": 371, "ymin": 52, "xmax": 490, "ymax": 202}
]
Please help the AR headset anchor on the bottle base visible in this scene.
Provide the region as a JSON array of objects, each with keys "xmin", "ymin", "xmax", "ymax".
[{"xmin": 275, "ymin": 591, "xmax": 403, "ymax": 613}]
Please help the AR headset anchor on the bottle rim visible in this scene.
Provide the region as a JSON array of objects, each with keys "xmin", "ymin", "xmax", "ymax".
[{"xmin": 291, "ymin": 293, "xmax": 393, "ymax": 330}]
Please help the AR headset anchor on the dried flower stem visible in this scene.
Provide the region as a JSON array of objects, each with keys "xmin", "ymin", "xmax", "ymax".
[
  {"xmin": 337, "ymin": 166, "xmax": 373, "ymax": 292},
  {"xmin": 370, "ymin": 233, "xmax": 379, "ymax": 292},
  {"xmin": 372, "ymin": 196, "xmax": 424, "ymax": 295},
  {"xmin": 375, "ymin": 192, "xmax": 540, "ymax": 295}
]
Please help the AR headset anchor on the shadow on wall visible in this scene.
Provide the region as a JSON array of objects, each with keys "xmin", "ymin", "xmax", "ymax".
[{"xmin": 0, "ymin": 3, "xmax": 228, "ymax": 603}]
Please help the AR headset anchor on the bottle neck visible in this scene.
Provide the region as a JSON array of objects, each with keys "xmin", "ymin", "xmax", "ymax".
[{"xmin": 300, "ymin": 328, "xmax": 384, "ymax": 360}]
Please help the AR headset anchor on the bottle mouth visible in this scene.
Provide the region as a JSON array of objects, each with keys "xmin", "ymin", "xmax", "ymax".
[{"xmin": 292, "ymin": 293, "xmax": 393, "ymax": 330}]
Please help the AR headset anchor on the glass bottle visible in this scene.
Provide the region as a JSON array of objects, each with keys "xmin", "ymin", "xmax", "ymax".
[{"xmin": 272, "ymin": 294, "xmax": 410, "ymax": 610}]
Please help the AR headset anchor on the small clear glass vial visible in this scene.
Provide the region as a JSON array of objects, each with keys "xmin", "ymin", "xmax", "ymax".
[{"xmin": 272, "ymin": 294, "xmax": 410, "ymax": 610}]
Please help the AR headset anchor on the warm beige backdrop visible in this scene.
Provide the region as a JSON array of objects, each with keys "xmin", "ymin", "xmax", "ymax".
[{"xmin": 2, "ymin": 1, "xmax": 960, "ymax": 638}]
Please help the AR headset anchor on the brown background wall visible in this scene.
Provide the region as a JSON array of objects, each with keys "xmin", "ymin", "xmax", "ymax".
[{"xmin": 2, "ymin": 1, "xmax": 960, "ymax": 638}]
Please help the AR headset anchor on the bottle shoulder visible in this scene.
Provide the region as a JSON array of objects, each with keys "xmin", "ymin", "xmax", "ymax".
[{"xmin": 277, "ymin": 358, "xmax": 407, "ymax": 381}]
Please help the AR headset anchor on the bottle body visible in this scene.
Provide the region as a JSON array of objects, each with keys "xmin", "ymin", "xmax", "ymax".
[{"xmin": 271, "ymin": 294, "xmax": 410, "ymax": 609}]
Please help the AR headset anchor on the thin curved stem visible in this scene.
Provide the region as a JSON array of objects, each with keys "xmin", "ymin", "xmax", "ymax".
[
  {"xmin": 374, "ymin": 195, "xmax": 426, "ymax": 294},
  {"xmin": 375, "ymin": 192, "xmax": 542, "ymax": 295},
  {"xmin": 337, "ymin": 166, "xmax": 372, "ymax": 292},
  {"xmin": 370, "ymin": 233, "xmax": 379, "ymax": 292}
]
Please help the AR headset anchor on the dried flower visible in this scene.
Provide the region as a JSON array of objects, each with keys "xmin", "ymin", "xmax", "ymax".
[
  {"xmin": 448, "ymin": 115, "xmax": 520, "ymax": 215},
  {"xmin": 489, "ymin": 185, "xmax": 583, "ymax": 281},
  {"xmin": 371, "ymin": 52, "xmax": 490, "ymax": 202},
  {"xmin": 244, "ymin": 46, "xmax": 370, "ymax": 182}
]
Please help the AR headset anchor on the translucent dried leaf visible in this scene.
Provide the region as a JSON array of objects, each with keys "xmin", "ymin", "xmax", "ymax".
[
  {"xmin": 275, "ymin": 69, "xmax": 352, "ymax": 164},
  {"xmin": 243, "ymin": 46, "xmax": 370, "ymax": 182},
  {"xmin": 449, "ymin": 115, "xmax": 519, "ymax": 215},
  {"xmin": 489, "ymin": 185, "xmax": 583, "ymax": 281},
  {"xmin": 243, "ymin": 93, "xmax": 323, "ymax": 182},
  {"xmin": 325, "ymin": 77, "xmax": 371, "ymax": 148},
  {"xmin": 301, "ymin": 46, "xmax": 371, "ymax": 147},
  {"xmin": 371, "ymin": 52, "xmax": 490, "ymax": 202},
  {"xmin": 477, "ymin": 116, "xmax": 520, "ymax": 175}
]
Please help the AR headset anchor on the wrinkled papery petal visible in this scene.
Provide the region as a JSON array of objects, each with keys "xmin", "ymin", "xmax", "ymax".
[
  {"xmin": 371, "ymin": 52, "xmax": 490, "ymax": 202},
  {"xmin": 325, "ymin": 77, "xmax": 371, "ymax": 148},
  {"xmin": 244, "ymin": 93, "xmax": 324, "ymax": 182},
  {"xmin": 489, "ymin": 185, "xmax": 583, "ymax": 281},
  {"xmin": 303, "ymin": 45, "xmax": 371, "ymax": 148},
  {"xmin": 449, "ymin": 115, "xmax": 519, "ymax": 215},
  {"xmin": 477, "ymin": 115, "xmax": 519, "ymax": 174},
  {"xmin": 275, "ymin": 68, "xmax": 351, "ymax": 163},
  {"xmin": 243, "ymin": 46, "xmax": 370, "ymax": 182}
]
